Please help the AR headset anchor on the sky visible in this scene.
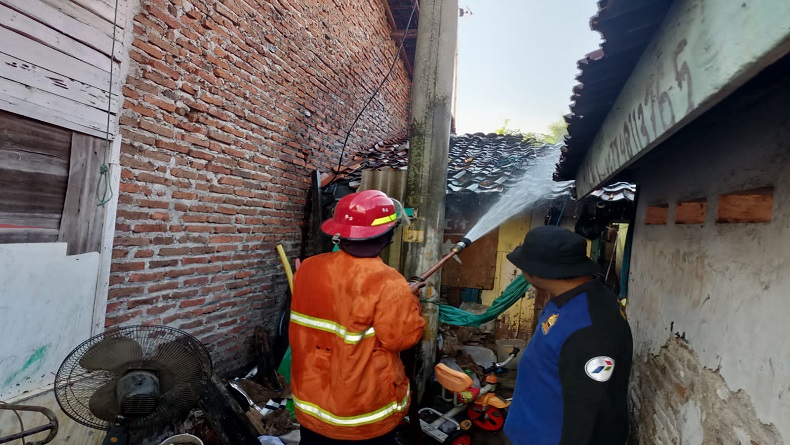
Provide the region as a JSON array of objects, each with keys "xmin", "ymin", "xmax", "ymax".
[{"xmin": 454, "ymin": 0, "xmax": 602, "ymax": 135}]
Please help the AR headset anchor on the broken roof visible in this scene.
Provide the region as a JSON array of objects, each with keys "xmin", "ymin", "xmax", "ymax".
[
  {"xmin": 385, "ymin": 0, "xmax": 419, "ymax": 78},
  {"xmin": 555, "ymin": 0, "xmax": 674, "ymax": 181},
  {"xmin": 333, "ymin": 133, "xmax": 572, "ymax": 195}
]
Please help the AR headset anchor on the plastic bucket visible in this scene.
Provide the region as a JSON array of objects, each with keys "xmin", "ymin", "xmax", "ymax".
[
  {"xmin": 495, "ymin": 339, "xmax": 527, "ymax": 370},
  {"xmin": 159, "ymin": 434, "xmax": 204, "ymax": 445}
]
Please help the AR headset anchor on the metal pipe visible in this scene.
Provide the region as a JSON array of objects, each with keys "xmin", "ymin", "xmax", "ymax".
[
  {"xmin": 0, "ymin": 404, "xmax": 59, "ymax": 444},
  {"xmin": 411, "ymin": 237, "xmax": 472, "ymax": 282}
]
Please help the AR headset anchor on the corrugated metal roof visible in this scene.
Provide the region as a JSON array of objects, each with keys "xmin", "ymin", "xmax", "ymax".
[
  {"xmin": 333, "ymin": 133, "xmax": 572, "ymax": 195},
  {"xmin": 588, "ymin": 182, "xmax": 636, "ymax": 202},
  {"xmin": 555, "ymin": 0, "xmax": 674, "ymax": 181}
]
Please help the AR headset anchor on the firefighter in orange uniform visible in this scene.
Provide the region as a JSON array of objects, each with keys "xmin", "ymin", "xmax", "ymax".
[{"xmin": 290, "ymin": 190, "xmax": 426, "ymax": 445}]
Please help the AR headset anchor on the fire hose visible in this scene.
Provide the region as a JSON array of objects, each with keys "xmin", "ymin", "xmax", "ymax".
[{"xmin": 409, "ymin": 238, "xmax": 472, "ymax": 283}]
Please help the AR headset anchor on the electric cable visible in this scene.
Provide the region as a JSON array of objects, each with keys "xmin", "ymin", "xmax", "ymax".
[
  {"xmin": 332, "ymin": 1, "xmax": 418, "ymax": 180},
  {"xmin": 97, "ymin": 0, "xmax": 120, "ymax": 206}
]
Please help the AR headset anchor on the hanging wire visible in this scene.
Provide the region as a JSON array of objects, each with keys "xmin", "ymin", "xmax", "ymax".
[
  {"xmin": 604, "ymin": 226, "xmax": 619, "ymax": 285},
  {"xmin": 332, "ymin": 1, "xmax": 419, "ymax": 179},
  {"xmin": 555, "ymin": 199, "xmax": 567, "ymax": 224},
  {"xmin": 97, "ymin": 0, "xmax": 120, "ymax": 206}
]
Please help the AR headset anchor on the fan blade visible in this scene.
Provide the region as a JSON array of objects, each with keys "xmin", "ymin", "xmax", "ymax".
[
  {"xmin": 128, "ymin": 385, "xmax": 199, "ymax": 430},
  {"xmin": 79, "ymin": 337, "xmax": 143, "ymax": 372},
  {"xmin": 89, "ymin": 380, "xmax": 121, "ymax": 422},
  {"xmin": 151, "ymin": 340, "xmax": 205, "ymax": 386},
  {"xmin": 159, "ymin": 384, "xmax": 201, "ymax": 412}
]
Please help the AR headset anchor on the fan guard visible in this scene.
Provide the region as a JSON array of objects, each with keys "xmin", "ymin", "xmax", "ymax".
[{"xmin": 54, "ymin": 325, "xmax": 212, "ymax": 431}]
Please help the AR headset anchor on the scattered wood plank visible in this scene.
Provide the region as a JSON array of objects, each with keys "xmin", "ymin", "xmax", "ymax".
[
  {"xmin": 198, "ymin": 375, "xmax": 262, "ymax": 445},
  {"xmin": 245, "ymin": 410, "xmax": 268, "ymax": 436}
]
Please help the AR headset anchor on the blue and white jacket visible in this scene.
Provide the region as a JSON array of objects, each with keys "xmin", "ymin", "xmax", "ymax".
[{"xmin": 504, "ymin": 280, "xmax": 633, "ymax": 445}]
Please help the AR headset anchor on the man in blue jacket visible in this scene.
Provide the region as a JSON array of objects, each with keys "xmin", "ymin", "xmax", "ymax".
[{"xmin": 503, "ymin": 225, "xmax": 633, "ymax": 445}]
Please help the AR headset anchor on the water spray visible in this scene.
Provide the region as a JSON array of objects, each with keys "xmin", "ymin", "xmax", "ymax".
[
  {"xmin": 410, "ymin": 237, "xmax": 472, "ymax": 283},
  {"xmin": 407, "ymin": 146, "xmax": 573, "ymax": 284}
]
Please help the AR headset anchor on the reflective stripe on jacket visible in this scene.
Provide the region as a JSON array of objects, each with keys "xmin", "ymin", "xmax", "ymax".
[{"xmin": 289, "ymin": 250, "xmax": 426, "ymax": 440}]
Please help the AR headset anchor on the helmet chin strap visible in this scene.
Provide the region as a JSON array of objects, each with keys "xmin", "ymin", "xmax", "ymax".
[{"xmin": 337, "ymin": 229, "xmax": 394, "ymax": 258}]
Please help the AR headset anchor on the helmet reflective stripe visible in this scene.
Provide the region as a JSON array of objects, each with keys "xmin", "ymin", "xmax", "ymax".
[
  {"xmin": 370, "ymin": 213, "xmax": 397, "ymax": 227},
  {"xmin": 293, "ymin": 384, "xmax": 410, "ymax": 427},
  {"xmin": 291, "ymin": 311, "xmax": 375, "ymax": 344}
]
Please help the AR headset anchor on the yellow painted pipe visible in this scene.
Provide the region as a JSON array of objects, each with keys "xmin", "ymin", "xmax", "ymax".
[{"xmin": 276, "ymin": 244, "xmax": 294, "ymax": 294}]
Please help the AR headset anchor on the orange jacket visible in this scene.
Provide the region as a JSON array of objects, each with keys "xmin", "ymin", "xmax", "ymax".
[{"xmin": 289, "ymin": 250, "xmax": 426, "ymax": 440}]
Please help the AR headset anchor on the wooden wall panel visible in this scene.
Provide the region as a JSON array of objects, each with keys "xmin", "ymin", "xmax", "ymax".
[
  {"xmin": 717, "ymin": 187, "xmax": 774, "ymax": 224},
  {"xmin": 0, "ymin": 110, "xmax": 72, "ymax": 156},
  {"xmin": 58, "ymin": 133, "xmax": 106, "ymax": 255},
  {"xmin": 645, "ymin": 204, "xmax": 669, "ymax": 225},
  {"xmin": 0, "ymin": 0, "xmax": 126, "ymax": 137},
  {"xmin": 676, "ymin": 199, "xmax": 707, "ymax": 224},
  {"xmin": 441, "ymin": 229, "xmax": 499, "ymax": 290},
  {"xmin": 0, "ymin": 110, "xmax": 70, "ymax": 241}
]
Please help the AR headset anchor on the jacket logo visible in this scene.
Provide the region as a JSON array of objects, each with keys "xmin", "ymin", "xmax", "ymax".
[
  {"xmin": 541, "ymin": 313, "xmax": 558, "ymax": 335},
  {"xmin": 585, "ymin": 356, "xmax": 615, "ymax": 382}
]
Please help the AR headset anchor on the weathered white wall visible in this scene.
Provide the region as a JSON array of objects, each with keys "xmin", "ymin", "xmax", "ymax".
[
  {"xmin": 575, "ymin": 0, "xmax": 790, "ymax": 195},
  {"xmin": 0, "ymin": 243, "xmax": 100, "ymax": 399},
  {"xmin": 628, "ymin": 65, "xmax": 790, "ymax": 442},
  {"xmin": 0, "ymin": 243, "xmax": 105, "ymax": 444}
]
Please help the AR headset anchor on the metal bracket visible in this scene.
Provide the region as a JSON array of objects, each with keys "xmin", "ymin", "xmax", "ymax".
[{"xmin": 0, "ymin": 403, "xmax": 59, "ymax": 444}]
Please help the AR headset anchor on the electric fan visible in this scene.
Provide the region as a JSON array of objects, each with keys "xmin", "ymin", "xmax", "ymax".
[{"xmin": 54, "ymin": 326, "xmax": 213, "ymax": 445}]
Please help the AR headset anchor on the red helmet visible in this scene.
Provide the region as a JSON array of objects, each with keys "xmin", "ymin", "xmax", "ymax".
[{"xmin": 321, "ymin": 190, "xmax": 398, "ymax": 240}]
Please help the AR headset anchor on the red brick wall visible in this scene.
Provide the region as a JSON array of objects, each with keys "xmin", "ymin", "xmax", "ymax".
[{"xmin": 109, "ymin": 0, "xmax": 411, "ymax": 373}]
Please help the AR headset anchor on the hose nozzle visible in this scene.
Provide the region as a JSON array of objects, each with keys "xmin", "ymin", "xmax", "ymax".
[
  {"xmin": 412, "ymin": 238, "xmax": 474, "ymax": 283},
  {"xmin": 451, "ymin": 237, "xmax": 472, "ymax": 253}
]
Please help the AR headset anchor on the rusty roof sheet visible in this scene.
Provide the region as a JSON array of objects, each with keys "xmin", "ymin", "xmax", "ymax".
[
  {"xmin": 555, "ymin": 0, "xmax": 674, "ymax": 181},
  {"xmin": 334, "ymin": 133, "xmax": 569, "ymax": 195}
]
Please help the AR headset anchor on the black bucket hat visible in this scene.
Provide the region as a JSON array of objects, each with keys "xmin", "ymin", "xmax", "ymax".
[{"xmin": 506, "ymin": 225, "xmax": 599, "ymax": 279}]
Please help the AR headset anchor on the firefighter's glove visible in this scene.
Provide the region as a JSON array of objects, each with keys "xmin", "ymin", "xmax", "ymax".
[{"xmin": 409, "ymin": 281, "xmax": 426, "ymax": 296}]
